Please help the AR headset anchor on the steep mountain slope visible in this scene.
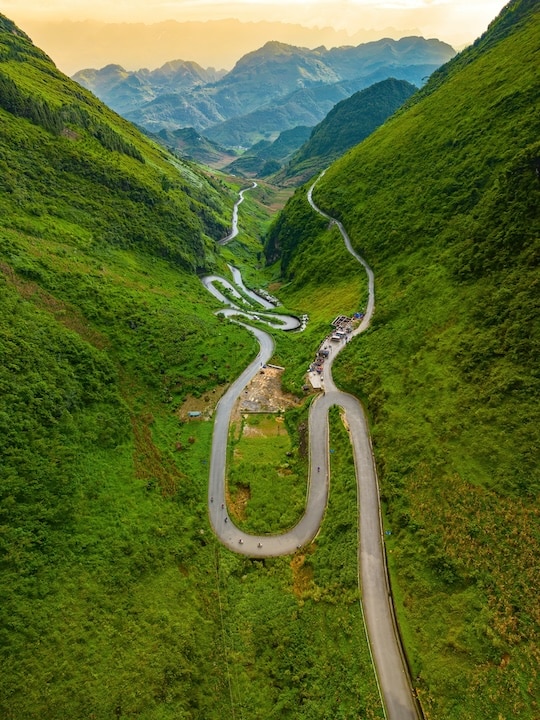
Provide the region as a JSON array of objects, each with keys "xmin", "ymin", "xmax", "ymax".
[
  {"xmin": 202, "ymin": 66, "xmax": 430, "ymax": 149},
  {"xmin": 0, "ymin": 20, "xmax": 232, "ymax": 270},
  {"xmin": 73, "ymin": 60, "xmax": 225, "ymax": 115},
  {"xmin": 224, "ymin": 77, "xmax": 417, "ymax": 181},
  {"xmin": 225, "ymin": 125, "xmax": 313, "ymax": 177},
  {"xmin": 153, "ymin": 126, "xmax": 236, "ymax": 167},
  {"xmin": 80, "ymin": 38, "xmax": 454, "ymax": 148},
  {"xmin": 277, "ymin": 77, "xmax": 418, "ymax": 185},
  {"xmin": 265, "ymin": 0, "xmax": 539, "ymax": 717},
  {"xmin": 0, "ymin": 15, "xmax": 274, "ymax": 718},
  {"xmin": 220, "ymin": 41, "xmax": 340, "ymax": 101}
]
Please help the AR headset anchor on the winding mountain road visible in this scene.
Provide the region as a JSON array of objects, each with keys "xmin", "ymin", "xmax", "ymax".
[
  {"xmin": 219, "ymin": 181, "xmax": 257, "ymax": 245},
  {"xmin": 203, "ymin": 175, "xmax": 420, "ymax": 720},
  {"xmin": 200, "ymin": 274, "xmax": 300, "ymax": 330}
]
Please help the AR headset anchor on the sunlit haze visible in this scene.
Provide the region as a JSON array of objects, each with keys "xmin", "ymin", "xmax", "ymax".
[{"xmin": 5, "ymin": 0, "xmax": 509, "ymax": 74}]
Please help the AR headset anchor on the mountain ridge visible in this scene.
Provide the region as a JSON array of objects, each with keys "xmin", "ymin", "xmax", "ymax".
[
  {"xmin": 274, "ymin": 77, "xmax": 418, "ymax": 184},
  {"xmin": 73, "ymin": 61, "xmax": 226, "ymax": 116},
  {"xmin": 73, "ymin": 37, "xmax": 455, "ymax": 149},
  {"xmin": 17, "ymin": 17, "xmax": 425, "ymax": 75}
]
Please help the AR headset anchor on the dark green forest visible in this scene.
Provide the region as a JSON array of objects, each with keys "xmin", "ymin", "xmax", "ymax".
[{"xmin": 266, "ymin": 0, "xmax": 539, "ymax": 717}]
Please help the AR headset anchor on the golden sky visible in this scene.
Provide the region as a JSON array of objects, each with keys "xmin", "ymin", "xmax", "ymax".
[
  {"xmin": 6, "ymin": 0, "xmax": 508, "ymax": 41},
  {"xmin": 4, "ymin": 0, "xmax": 509, "ymax": 73}
]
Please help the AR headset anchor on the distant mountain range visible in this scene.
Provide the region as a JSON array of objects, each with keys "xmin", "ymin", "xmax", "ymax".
[
  {"xmin": 73, "ymin": 61, "xmax": 227, "ymax": 116},
  {"xmin": 21, "ymin": 18, "xmax": 423, "ymax": 76},
  {"xmin": 73, "ymin": 37, "xmax": 455, "ymax": 151},
  {"xmin": 222, "ymin": 78, "xmax": 417, "ymax": 182}
]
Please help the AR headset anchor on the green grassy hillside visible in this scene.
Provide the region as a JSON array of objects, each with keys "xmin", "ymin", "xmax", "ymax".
[
  {"xmin": 0, "ymin": 14, "xmax": 256, "ymax": 718},
  {"xmin": 0, "ymin": 17, "xmax": 234, "ymax": 270},
  {"xmin": 0, "ymin": 15, "xmax": 385, "ymax": 719},
  {"xmin": 265, "ymin": 0, "xmax": 539, "ymax": 717}
]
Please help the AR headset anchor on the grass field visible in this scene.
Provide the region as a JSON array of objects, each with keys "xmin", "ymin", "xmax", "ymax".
[{"xmin": 228, "ymin": 413, "xmax": 306, "ymax": 533}]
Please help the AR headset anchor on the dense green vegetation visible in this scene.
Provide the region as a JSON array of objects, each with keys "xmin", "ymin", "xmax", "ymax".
[
  {"xmin": 3, "ymin": 1, "xmax": 537, "ymax": 716},
  {"xmin": 265, "ymin": 0, "xmax": 539, "ymax": 717},
  {"xmin": 277, "ymin": 78, "xmax": 417, "ymax": 185},
  {"xmin": 228, "ymin": 412, "xmax": 306, "ymax": 534},
  {"xmin": 224, "ymin": 126, "xmax": 312, "ymax": 178},
  {"xmin": 154, "ymin": 126, "xmax": 233, "ymax": 168},
  {"xmin": 0, "ymin": 14, "xmax": 384, "ymax": 719},
  {"xmin": 0, "ymin": 15, "xmax": 234, "ymax": 272},
  {"xmin": 0, "ymin": 69, "xmax": 144, "ymax": 161},
  {"xmin": 213, "ymin": 408, "xmax": 384, "ymax": 719}
]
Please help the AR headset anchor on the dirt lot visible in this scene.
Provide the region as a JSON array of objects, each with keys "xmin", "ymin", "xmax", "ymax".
[
  {"xmin": 178, "ymin": 366, "xmax": 303, "ymax": 424},
  {"xmin": 177, "ymin": 383, "xmax": 228, "ymax": 422},
  {"xmin": 232, "ymin": 366, "xmax": 302, "ymax": 423}
]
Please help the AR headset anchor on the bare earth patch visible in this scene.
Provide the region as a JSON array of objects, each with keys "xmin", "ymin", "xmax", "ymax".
[
  {"xmin": 242, "ymin": 424, "xmax": 265, "ymax": 437},
  {"xmin": 227, "ymin": 483, "xmax": 251, "ymax": 522},
  {"xmin": 291, "ymin": 549, "xmax": 315, "ymax": 598},
  {"xmin": 178, "ymin": 366, "xmax": 301, "ymax": 426},
  {"xmin": 232, "ymin": 366, "xmax": 301, "ymax": 425},
  {"xmin": 177, "ymin": 383, "xmax": 229, "ymax": 421},
  {"xmin": 242, "ymin": 415, "xmax": 286, "ymax": 438}
]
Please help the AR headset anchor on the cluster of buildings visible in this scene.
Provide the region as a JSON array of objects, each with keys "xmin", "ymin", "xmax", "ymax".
[
  {"xmin": 306, "ymin": 313, "xmax": 365, "ymax": 389},
  {"xmin": 329, "ymin": 314, "xmax": 353, "ymax": 342}
]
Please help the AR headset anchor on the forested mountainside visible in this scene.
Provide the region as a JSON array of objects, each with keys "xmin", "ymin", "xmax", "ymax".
[
  {"xmin": 224, "ymin": 125, "xmax": 313, "ymax": 178},
  {"xmin": 75, "ymin": 37, "xmax": 454, "ymax": 149},
  {"xmin": 148, "ymin": 126, "xmax": 235, "ymax": 168},
  {"xmin": 0, "ymin": 16, "xmax": 233, "ymax": 270},
  {"xmin": 0, "ymin": 14, "xmax": 275, "ymax": 717},
  {"xmin": 276, "ymin": 77, "xmax": 418, "ymax": 185},
  {"xmin": 265, "ymin": 0, "xmax": 540, "ymax": 717}
]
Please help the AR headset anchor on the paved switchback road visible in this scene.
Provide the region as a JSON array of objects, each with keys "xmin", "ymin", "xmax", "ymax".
[{"xmin": 204, "ymin": 175, "xmax": 420, "ymax": 720}]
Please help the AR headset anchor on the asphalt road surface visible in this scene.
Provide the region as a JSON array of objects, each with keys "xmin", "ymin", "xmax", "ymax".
[
  {"xmin": 219, "ymin": 181, "xmax": 257, "ymax": 245},
  {"xmin": 201, "ymin": 274, "xmax": 300, "ymax": 330},
  {"xmin": 204, "ymin": 176, "xmax": 420, "ymax": 720}
]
